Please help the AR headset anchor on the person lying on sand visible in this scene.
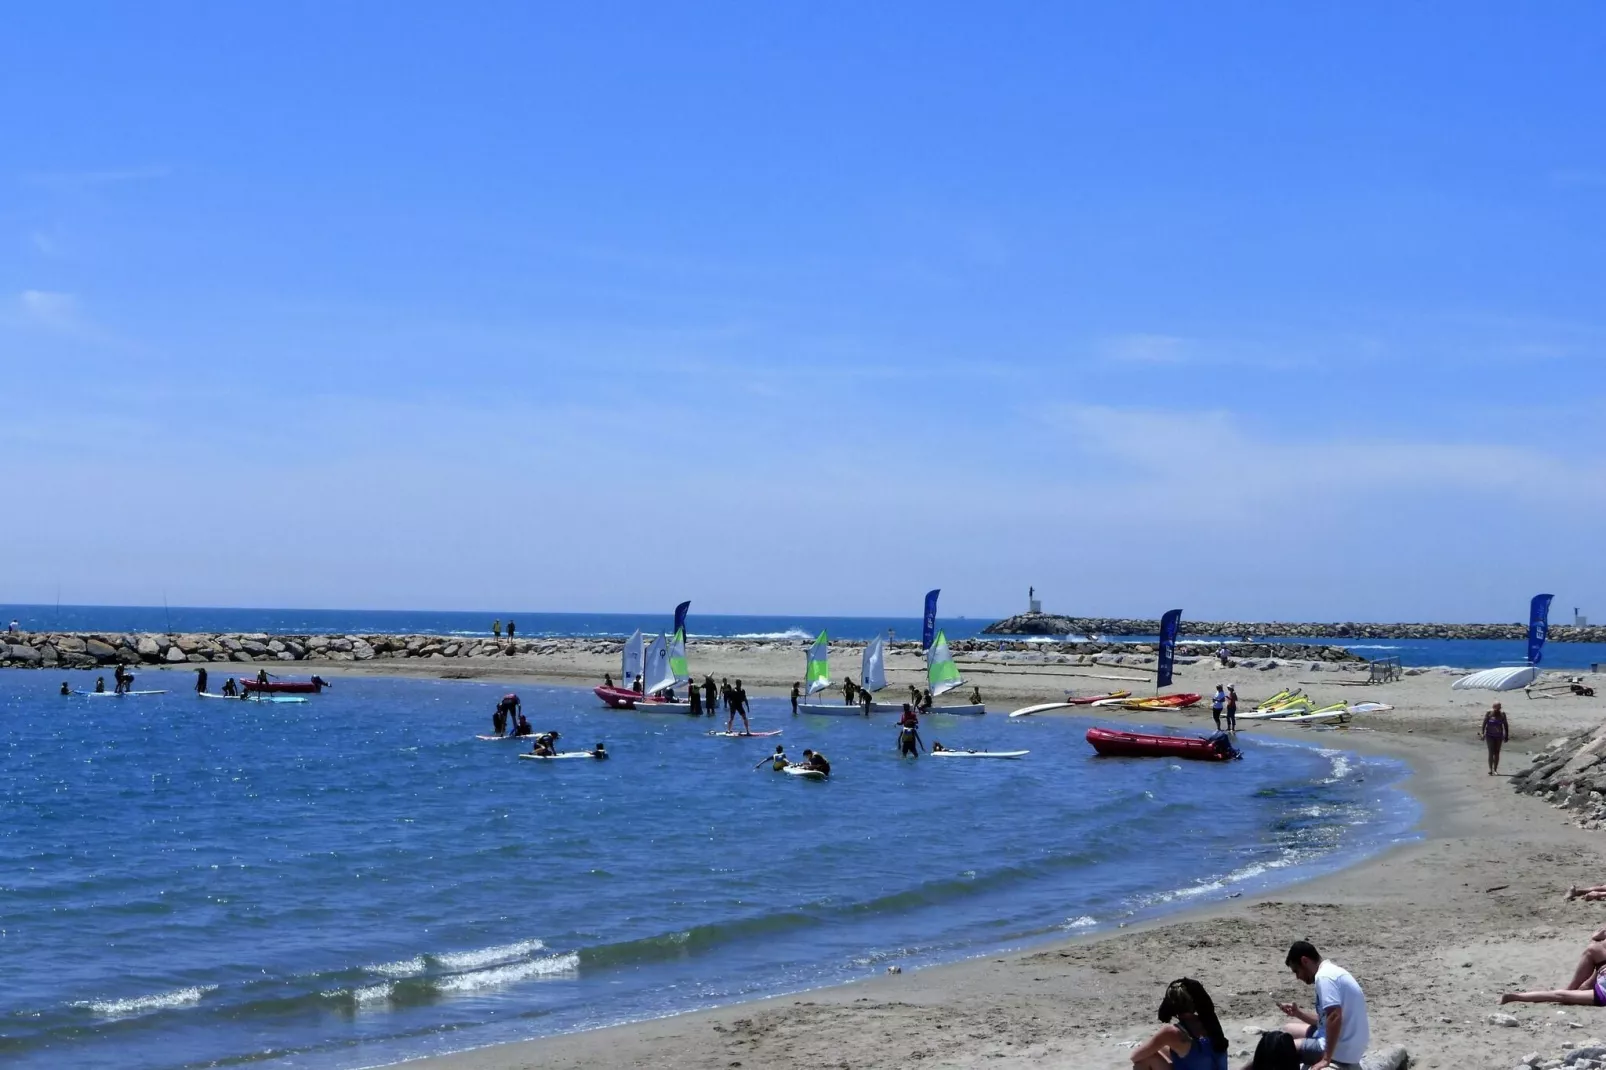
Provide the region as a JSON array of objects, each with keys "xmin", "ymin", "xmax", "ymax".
[
  {"xmin": 1568, "ymin": 886, "xmax": 1606, "ymax": 901},
  {"xmin": 1130, "ymin": 977, "xmax": 1229, "ymax": 1070},
  {"xmin": 1502, "ymin": 928, "xmax": 1606, "ymax": 1007}
]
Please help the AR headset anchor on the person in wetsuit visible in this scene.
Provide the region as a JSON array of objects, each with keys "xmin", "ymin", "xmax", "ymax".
[
  {"xmin": 703, "ymin": 675, "xmax": 718, "ymax": 716},
  {"xmin": 94, "ymin": 676, "xmax": 107, "ymax": 693},
  {"xmin": 512, "ymin": 712, "xmax": 533, "ymax": 737},
  {"xmin": 60, "ymin": 681, "xmax": 71, "ymax": 696},
  {"xmin": 726, "ymin": 679, "xmax": 752, "ymax": 735},
  {"xmin": 195, "ymin": 667, "xmax": 208, "ymax": 694},
  {"xmin": 590, "ymin": 742, "xmax": 609, "ymax": 760},
  {"xmin": 496, "ymin": 694, "xmax": 521, "ymax": 732},
  {"xmin": 688, "ymin": 685, "xmax": 702, "ymax": 717},
  {"xmin": 222, "ymin": 677, "xmax": 237, "ymax": 696},
  {"xmin": 800, "ymin": 749, "xmax": 830, "ymax": 775},
  {"xmin": 530, "ymin": 732, "xmax": 558, "ymax": 757},
  {"xmin": 897, "ymin": 722, "xmax": 924, "ymax": 758},
  {"xmin": 790, "ymin": 681, "xmax": 800, "ymax": 715}
]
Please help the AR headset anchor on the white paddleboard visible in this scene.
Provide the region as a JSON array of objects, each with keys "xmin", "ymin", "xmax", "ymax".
[
  {"xmin": 783, "ymin": 765, "xmax": 827, "ymax": 779},
  {"xmin": 78, "ymin": 689, "xmax": 168, "ymax": 697},
  {"xmin": 795, "ymin": 703, "xmax": 865, "ymax": 717},
  {"xmin": 924, "ymin": 703, "xmax": 985, "ymax": 716},
  {"xmin": 708, "ymin": 730, "xmax": 783, "ymax": 738},
  {"xmin": 1348, "ymin": 702, "xmax": 1394, "ymax": 714},
  {"xmin": 1009, "ymin": 702, "xmax": 1075, "ymax": 718},
  {"xmin": 519, "ymin": 752, "xmax": 602, "ymax": 761},
  {"xmin": 931, "ymin": 749, "xmax": 1029, "ymax": 759}
]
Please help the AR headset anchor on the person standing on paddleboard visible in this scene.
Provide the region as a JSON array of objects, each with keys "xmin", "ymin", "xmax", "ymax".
[
  {"xmin": 195, "ymin": 667, "xmax": 208, "ymax": 694},
  {"xmin": 726, "ymin": 680, "xmax": 752, "ymax": 735}
]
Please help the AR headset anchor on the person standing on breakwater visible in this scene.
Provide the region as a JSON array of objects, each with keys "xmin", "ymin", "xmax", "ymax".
[
  {"xmin": 790, "ymin": 681, "xmax": 800, "ymax": 715},
  {"xmin": 506, "ymin": 620, "xmax": 516, "ymax": 638},
  {"xmin": 492, "ymin": 619, "xmax": 501, "ymax": 637},
  {"xmin": 1480, "ymin": 702, "xmax": 1510, "ymax": 775},
  {"xmin": 1211, "ymin": 686, "xmax": 1227, "ymax": 731},
  {"xmin": 1226, "ymin": 685, "xmax": 1238, "ymax": 732},
  {"xmin": 195, "ymin": 667, "xmax": 208, "ymax": 694}
]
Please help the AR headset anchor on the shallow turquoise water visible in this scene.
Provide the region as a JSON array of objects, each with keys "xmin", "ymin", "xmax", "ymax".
[{"xmin": 0, "ymin": 670, "xmax": 1416, "ymax": 1069}]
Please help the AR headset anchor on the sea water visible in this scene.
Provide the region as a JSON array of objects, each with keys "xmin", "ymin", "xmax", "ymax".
[
  {"xmin": 0, "ymin": 670, "xmax": 1415, "ymax": 1069},
  {"xmin": 4, "ymin": 603, "xmax": 1602, "ymax": 668}
]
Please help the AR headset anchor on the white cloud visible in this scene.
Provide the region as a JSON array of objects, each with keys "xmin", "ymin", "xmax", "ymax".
[
  {"xmin": 18, "ymin": 289, "xmax": 79, "ymax": 330},
  {"xmin": 1099, "ymin": 333, "xmax": 1191, "ymax": 364}
]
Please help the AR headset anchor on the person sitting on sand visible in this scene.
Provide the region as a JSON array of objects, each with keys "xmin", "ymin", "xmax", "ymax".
[
  {"xmin": 1501, "ymin": 928, "xmax": 1606, "ymax": 1007},
  {"xmin": 1276, "ymin": 941, "xmax": 1369, "ymax": 1069},
  {"xmin": 800, "ymin": 748, "xmax": 830, "ymax": 775},
  {"xmin": 1130, "ymin": 977, "xmax": 1229, "ymax": 1070},
  {"xmin": 590, "ymin": 742, "xmax": 608, "ymax": 760},
  {"xmin": 1480, "ymin": 702, "xmax": 1509, "ymax": 775}
]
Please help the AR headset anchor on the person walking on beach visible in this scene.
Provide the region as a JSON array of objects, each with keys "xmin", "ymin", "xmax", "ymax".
[
  {"xmin": 790, "ymin": 681, "xmax": 800, "ymax": 716},
  {"xmin": 492, "ymin": 619, "xmax": 501, "ymax": 638},
  {"xmin": 1501, "ymin": 927, "xmax": 1606, "ymax": 1007},
  {"xmin": 1130, "ymin": 977, "xmax": 1229, "ymax": 1070},
  {"xmin": 1226, "ymin": 686, "xmax": 1238, "ymax": 732},
  {"xmin": 1210, "ymin": 685, "xmax": 1226, "ymax": 731},
  {"xmin": 1276, "ymin": 941, "xmax": 1369, "ymax": 1069},
  {"xmin": 1480, "ymin": 702, "xmax": 1510, "ymax": 775}
]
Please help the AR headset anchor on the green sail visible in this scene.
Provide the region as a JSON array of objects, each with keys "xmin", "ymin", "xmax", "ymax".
[
  {"xmin": 927, "ymin": 630, "xmax": 963, "ymax": 696},
  {"xmin": 805, "ymin": 630, "xmax": 831, "ymax": 695},
  {"xmin": 669, "ymin": 627, "xmax": 689, "ymax": 684}
]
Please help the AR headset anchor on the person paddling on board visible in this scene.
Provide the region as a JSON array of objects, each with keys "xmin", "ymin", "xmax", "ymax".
[
  {"xmin": 257, "ymin": 668, "xmax": 270, "ymax": 686},
  {"xmin": 800, "ymin": 748, "xmax": 830, "ymax": 776},
  {"xmin": 932, "ymin": 741, "xmax": 949, "ymax": 752},
  {"xmin": 756, "ymin": 744, "xmax": 790, "ymax": 771},
  {"xmin": 195, "ymin": 667, "xmax": 208, "ymax": 694},
  {"xmin": 590, "ymin": 742, "xmax": 609, "ymax": 760},
  {"xmin": 511, "ymin": 712, "xmax": 533, "ymax": 737},
  {"xmin": 222, "ymin": 677, "xmax": 237, "ymax": 697},
  {"xmin": 496, "ymin": 693, "xmax": 521, "ymax": 733},
  {"xmin": 726, "ymin": 679, "xmax": 752, "ymax": 735},
  {"xmin": 530, "ymin": 731, "xmax": 559, "ymax": 756},
  {"xmin": 897, "ymin": 722, "xmax": 924, "ymax": 758},
  {"xmin": 113, "ymin": 664, "xmax": 131, "ymax": 694}
]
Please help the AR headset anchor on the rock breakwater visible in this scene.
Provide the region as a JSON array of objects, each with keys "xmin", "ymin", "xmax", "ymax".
[
  {"xmin": 1512, "ymin": 725, "xmax": 1606, "ymax": 829},
  {"xmin": 0, "ymin": 630, "xmax": 1364, "ymax": 670},
  {"xmin": 982, "ymin": 612, "xmax": 1606, "ymax": 643}
]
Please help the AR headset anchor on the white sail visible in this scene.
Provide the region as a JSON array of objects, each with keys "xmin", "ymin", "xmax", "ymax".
[
  {"xmin": 644, "ymin": 632, "xmax": 675, "ymax": 694},
  {"xmin": 805, "ymin": 630, "xmax": 831, "ymax": 695},
  {"xmin": 621, "ymin": 629, "xmax": 645, "ymax": 688},
  {"xmin": 926, "ymin": 631, "xmax": 964, "ymax": 697},
  {"xmin": 861, "ymin": 635, "xmax": 887, "ymax": 693}
]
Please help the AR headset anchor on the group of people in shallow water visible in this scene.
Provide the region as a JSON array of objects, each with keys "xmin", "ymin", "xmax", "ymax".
[
  {"xmin": 785, "ymin": 678, "xmax": 984, "ymax": 717},
  {"xmin": 602, "ymin": 673, "xmax": 756, "ymax": 734},
  {"xmin": 488, "ymin": 693, "xmax": 607, "ymax": 758},
  {"xmin": 1132, "ymin": 941, "xmax": 1370, "ymax": 1070},
  {"xmin": 755, "ymin": 745, "xmax": 831, "ymax": 776}
]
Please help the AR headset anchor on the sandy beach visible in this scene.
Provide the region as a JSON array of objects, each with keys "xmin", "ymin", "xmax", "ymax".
[{"xmin": 121, "ymin": 642, "xmax": 1606, "ymax": 1069}]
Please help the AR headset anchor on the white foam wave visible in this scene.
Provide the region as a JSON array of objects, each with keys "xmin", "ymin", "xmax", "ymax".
[
  {"xmin": 725, "ymin": 628, "xmax": 815, "ymax": 641},
  {"xmin": 76, "ymin": 984, "xmax": 217, "ymax": 1018},
  {"xmin": 1064, "ymin": 915, "xmax": 1097, "ymax": 929},
  {"xmin": 434, "ymin": 938, "xmax": 545, "ymax": 972},
  {"xmin": 1316, "ymin": 749, "xmax": 1352, "ymax": 783},
  {"xmin": 369, "ymin": 955, "xmax": 426, "ymax": 978},
  {"xmin": 435, "ymin": 952, "xmax": 579, "ymax": 992}
]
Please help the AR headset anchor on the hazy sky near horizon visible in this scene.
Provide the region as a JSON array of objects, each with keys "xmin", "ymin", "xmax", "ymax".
[{"xmin": 3, "ymin": 4, "xmax": 1602, "ymax": 621}]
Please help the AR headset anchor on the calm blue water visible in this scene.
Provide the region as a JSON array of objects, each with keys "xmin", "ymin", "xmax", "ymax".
[
  {"xmin": 0, "ymin": 669, "xmax": 1415, "ymax": 1070},
  {"xmin": 4, "ymin": 604, "xmax": 1604, "ymax": 668}
]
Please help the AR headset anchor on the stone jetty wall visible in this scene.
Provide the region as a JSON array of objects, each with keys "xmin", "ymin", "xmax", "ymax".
[
  {"xmin": 0, "ymin": 631, "xmax": 1365, "ymax": 670},
  {"xmin": 1511, "ymin": 724, "xmax": 1606, "ymax": 830},
  {"xmin": 982, "ymin": 612, "xmax": 1606, "ymax": 643}
]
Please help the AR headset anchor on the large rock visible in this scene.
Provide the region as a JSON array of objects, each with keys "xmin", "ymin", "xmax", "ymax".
[
  {"xmin": 55, "ymin": 635, "xmax": 86, "ymax": 654},
  {"xmin": 1359, "ymin": 1045, "xmax": 1408, "ymax": 1070},
  {"xmin": 352, "ymin": 639, "xmax": 375, "ymax": 660},
  {"xmin": 136, "ymin": 635, "xmax": 162, "ymax": 658},
  {"xmin": 85, "ymin": 639, "xmax": 118, "ymax": 661},
  {"xmin": 164, "ymin": 646, "xmax": 188, "ymax": 663},
  {"xmin": 8, "ymin": 644, "xmax": 41, "ymax": 664}
]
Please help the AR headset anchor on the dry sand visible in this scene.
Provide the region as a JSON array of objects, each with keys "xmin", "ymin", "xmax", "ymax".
[{"xmin": 149, "ymin": 644, "xmax": 1606, "ymax": 1069}]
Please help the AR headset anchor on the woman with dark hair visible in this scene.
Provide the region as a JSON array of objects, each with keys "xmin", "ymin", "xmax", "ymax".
[{"xmin": 1130, "ymin": 977, "xmax": 1230, "ymax": 1070}]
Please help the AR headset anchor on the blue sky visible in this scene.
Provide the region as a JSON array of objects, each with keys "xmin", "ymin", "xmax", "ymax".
[{"xmin": 3, "ymin": 3, "xmax": 1602, "ymax": 621}]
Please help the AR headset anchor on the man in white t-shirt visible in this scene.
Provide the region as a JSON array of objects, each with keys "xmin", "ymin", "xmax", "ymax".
[{"xmin": 1277, "ymin": 940, "xmax": 1369, "ymax": 1070}]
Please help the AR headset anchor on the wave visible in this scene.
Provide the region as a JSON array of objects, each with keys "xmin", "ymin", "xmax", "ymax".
[
  {"xmin": 722, "ymin": 628, "xmax": 816, "ymax": 641},
  {"xmin": 73, "ymin": 984, "xmax": 217, "ymax": 1019},
  {"xmin": 1063, "ymin": 915, "xmax": 1097, "ymax": 929}
]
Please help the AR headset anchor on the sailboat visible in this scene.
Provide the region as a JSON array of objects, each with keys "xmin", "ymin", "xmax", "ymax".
[
  {"xmin": 922, "ymin": 631, "xmax": 984, "ymax": 714},
  {"xmin": 860, "ymin": 633, "xmax": 914, "ymax": 713},
  {"xmin": 594, "ymin": 626, "xmax": 692, "ymax": 711},
  {"xmin": 795, "ymin": 630, "xmax": 865, "ymax": 716}
]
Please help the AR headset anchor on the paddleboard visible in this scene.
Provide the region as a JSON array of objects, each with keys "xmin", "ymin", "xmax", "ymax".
[
  {"xmin": 931, "ymin": 749, "xmax": 1029, "ymax": 759},
  {"xmin": 1348, "ymin": 702, "xmax": 1394, "ymax": 714},
  {"xmin": 795, "ymin": 703, "xmax": 865, "ymax": 717},
  {"xmin": 1009, "ymin": 702, "xmax": 1076, "ymax": 718},
  {"xmin": 518, "ymin": 752, "xmax": 602, "ymax": 761},
  {"xmin": 782, "ymin": 765, "xmax": 827, "ymax": 780},
  {"xmin": 78, "ymin": 689, "xmax": 168, "ymax": 696},
  {"xmin": 924, "ymin": 703, "xmax": 985, "ymax": 716},
  {"xmin": 476, "ymin": 734, "xmax": 525, "ymax": 741},
  {"xmin": 708, "ymin": 730, "xmax": 783, "ymax": 738}
]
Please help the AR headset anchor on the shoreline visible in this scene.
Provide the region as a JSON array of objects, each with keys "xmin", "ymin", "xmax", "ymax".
[{"xmin": 120, "ymin": 657, "xmax": 1606, "ymax": 1069}]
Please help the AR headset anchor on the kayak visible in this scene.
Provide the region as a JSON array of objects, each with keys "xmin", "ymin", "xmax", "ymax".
[
  {"xmin": 1085, "ymin": 726, "xmax": 1240, "ymax": 762},
  {"xmin": 708, "ymin": 730, "xmax": 783, "ymax": 738},
  {"xmin": 783, "ymin": 765, "xmax": 828, "ymax": 780},
  {"xmin": 519, "ymin": 751, "xmax": 605, "ymax": 761},
  {"xmin": 1061, "ymin": 690, "xmax": 1132, "ymax": 705},
  {"xmin": 1117, "ymin": 694, "xmax": 1202, "ymax": 711},
  {"xmin": 1009, "ymin": 702, "xmax": 1077, "ymax": 718},
  {"xmin": 78, "ymin": 689, "xmax": 168, "ymax": 697},
  {"xmin": 243, "ymin": 679, "xmax": 327, "ymax": 694},
  {"xmin": 593, "ymin": 686, "xmax": 690, "ymax": 712},
  {"xmin": 930, "ymin": 749, "xmax": 1029, "ymax": 759}
]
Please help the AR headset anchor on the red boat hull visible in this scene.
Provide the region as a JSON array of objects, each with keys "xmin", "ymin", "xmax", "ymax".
[
  {"xmin": 243, "ymin": 679, "xmax": 326, "ymax": 694},
  {"xmin": 1085, "ymin": 726, "xmax": 1237, "ymax": 762},
  {"xmin": 593, "ymin": 686, "xmax": 682, "ymax": 710}
]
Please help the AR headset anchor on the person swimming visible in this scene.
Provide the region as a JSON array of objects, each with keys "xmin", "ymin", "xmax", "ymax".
[
  {"xmin": 590, "ymin": 742, "xmax": 609, "ymax": 760},
  {"xmin": 59, "ymin": 681, "xmax": 71, "ymax": 696}
]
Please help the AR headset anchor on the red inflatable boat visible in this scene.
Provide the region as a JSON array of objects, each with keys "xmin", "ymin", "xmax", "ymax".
[
  {"xmin": 242, "ymin": 677, "xmax": 329, "ymax": 694},
  {"xmin": 1085, "ymin": 726, "xmax": 1240, "ymax": 762},
  {"xmin": 593, "ymin": 686, "xmax": 685, "ymax": 710}
]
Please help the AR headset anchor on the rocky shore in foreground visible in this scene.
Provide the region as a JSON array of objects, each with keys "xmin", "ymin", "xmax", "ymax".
[
  {"xmin": 0, "ymin": 630, "xmax": 1367, "ymax": 670},
  {"xmin": 983, "ymin": 611, "xmax": 1606, "ymax": 643}
]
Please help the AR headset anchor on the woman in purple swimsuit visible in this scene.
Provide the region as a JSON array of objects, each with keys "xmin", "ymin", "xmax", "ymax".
[
  {"xmin": 1502, "ymin": 929, "xmax": 1606, "ymax": 1007},
  {"xmin": 1480, "ymin": 702, "xmax": 1510, "ymax": 775}
]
